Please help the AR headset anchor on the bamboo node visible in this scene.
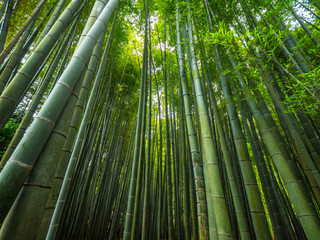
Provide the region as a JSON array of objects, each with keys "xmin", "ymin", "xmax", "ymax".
[
  {"xmin": 196, "ymin": 188, "xmax": 206, "ymax": 192},
  {"xmin": 58, "ymin": 81, "xmax": 73, "ymax": 93},
  {"xmin": 8, "ymin": 160, "xmax": 32, "ymax": 170},
  {"xmin": 218, "ymin": 233, "xmax": 234, "ymax": 238},
  {"xmin": 193, "ymin": 162, "xmax": 202, "ymax": 167},
  {"xmin": 46, "ymin": 33, "xmax": 58, "ymax": 43},
  {"xmin": 203, "ymin": 136, "xmax": 213, "ymax": 139},
  {"xmin": 81, "ymin": 85, "xmax": 90, "ymax": 92},
  {"xmin": 0, "ymin": 95, "xmax": 15, "ymax": 103},
  {"xmin": 23, "ymin": 183, "xmax": 52, "ymax": 189},
  {"xmin": 86, "ymin": 34, "xmax": 99, "ymax": 46},
  {"xmin": 74, "ymin": 55, "xmax": 89, "ymax": 68},
  {"xmin": 35, "ymin": 116, "xmax": 56, "ymax": 127},
  {"xmin": 52, "ymin": 130, "xmax": 67, "ymax": 139},
  {"xmin": 194, "ymin": 176, "xmax": 204, "ymax": 181},
  {"xmin": 284, "ymin": 180, "xmax": 303, "ymax": 185},
  {"xmin": 198, "ymin": 212, "xmax": 208, "ymax": 216},
  {"xmin": 97, "ymin": 18, "xmax": 108, "ymax": 31},
  {"xmin": 208, "ymin": 227, "xmax": 218, "ymax": 231},
  {"xmin": 71, "ymin": 91, "xmax": 79, "ymax": 100},
  {"xmin": 297, "ymin": 214, "xmax": 317, "ymax": 218},
  {"xmin": 199, "ymin": 113, "xmax": 208, "ymax": 117},
  {"xmin": 212, "ymin": 195, "xmax": 226, "ymax": 199},
  {"xmin": 206, "ymin": 162, "xmax": 219, "ymax": 166},
  {"xmin": 33, "ymin": 50, "xmax": 46, "ymax": 60}
]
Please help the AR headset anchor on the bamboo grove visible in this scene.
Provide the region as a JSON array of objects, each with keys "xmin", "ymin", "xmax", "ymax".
[{"xmin": 0, "ymin": 0, "xmax": 319, "ymax": 239}]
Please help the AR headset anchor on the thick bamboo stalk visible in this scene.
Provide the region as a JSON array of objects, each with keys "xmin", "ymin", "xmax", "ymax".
[
  {"xmin": 36, "ymin": 0, "xmax": 68, "ymax": 46},
  {"xmin": 0, "ymin": 0, "xmax": 119, "ymax": 224},
  {"xmin": 123, "ymin": 14, "xmax": 148, "ymax": 240},
  {"xmin": 0, "ymin": 19, "xmax": 77, "ymax": 167},
  {"xmin": 46, "ymin": 13, "xmax": 118, "ymax": 239},
  {"xmin": 0, "ymin": 0, "xmax": 82, "ymax": 129},
  {"xmin": 186, "ymin": 4, "xmax": 233, "ymax": 239},
  {"xmin": 0, "ymin": 68, "xmax": 84, "ymax": 240},
  {"xmin": 0, "ymin": 0, "xmax": 47, "ymax": 65},
  {"xmin": 0, "ymin": 0, "xmax": 13, "ymax": 52},
  {"xmin": 0, "ymin": 18, "xmax": 37, "ymax": 94},
  {"xmin": 227, "ymin": 48, "xmax": 320, "ymax": 239},
  {"xmin": 38, "ymin": 7, "xmax": 114, "ymax": 238}
]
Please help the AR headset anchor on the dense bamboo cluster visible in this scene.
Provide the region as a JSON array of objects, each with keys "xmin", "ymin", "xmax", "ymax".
[{"xmin": 0, "ymin": 0, "xmax": 319, "ymax": 239}]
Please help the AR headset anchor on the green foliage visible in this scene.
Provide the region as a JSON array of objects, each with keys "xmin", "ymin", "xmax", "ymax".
[
  {"xmin": 0, "ymin": 119, "xmax": 19, "ymax": 158},
  {"xmin": 284, "ymin": 66, "xmax": 320, "ymax": 115}
]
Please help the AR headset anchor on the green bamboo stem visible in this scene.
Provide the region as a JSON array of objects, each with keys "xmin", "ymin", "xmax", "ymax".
[
  {"xmin": 208, "ymin": 78, "xmax": 252, "ymax": 239},
  {"xmin": 309, "ymin": 0, "xmax": 320, "ymax": 12},
  {"xmin": 108, "ymin": 125, "xmax": 135, "ymax": 240},
  {"xmin": 170, "ymin": 69, "xmax": 181, "ymax": 240},
  {"xmin": 123, "ymin": 32, "xmax": 147, "ymax": 240},
  {"xmin": 176, "ymin": 5, "xmax": 210, "ymax": 239},
  {"xmin": 162, "ymin": 21, "xmax": 175, "ymax": 240},
  {"xmin": 234, "ymin": 34, "xmax": 320, "ymax": 204},
  {"xmin": 0, "ymin": 0, "xmax": 13, "ymax": 53},
  {"xmin": 178, "ymin": 85, "xmax": 191, "ymax": 239},
  {"xmin": 0, "ymin": 17, "xmax": 36, "ymax": 94},
  {"xmin": 0, "ymin": 19, "xmax": 77, "ymax": 168},
  {"xmin": 243, "ymin": 101, "xmax": 294, "ymax": 239},
  {"xmin": 0, "ymin": 2, "xmax": 6, "ymax": 20},
  {"xmin": 38, "ymin": 7, "xmax": 115, "ymax": 237},
  {"xmin": 46, "ymin": 11, "xmax": 118, "ymax": 238},
  {"xmin": 260, "ymin": 66, "xmax": 320, "ymax": 200},
  {"xmin": 0, "ymin": 0, "xmax": 118, "ymax": 225},
  {"xmin": 142, "ymin": 21, "xmax": 152, "ymax": 238},
  {"xmin": 0, "ymin": 0, "xmax": 47, "ymax": 65},
  {"xmin": 186, "ymin": 4, "xmax": 233, "ymax": 239},
  {"xmin": 211, "ymin": 41, "xmax": 270, "ymax": 239},
  {"xmin": 0, "ymin": 0, "xmax": 82, "ymax": 129},
  {"xmin": 35, "ymin": 0, "xmax": 68, "ymax": 46},
  {"xmin": 0, "ymin": 67, "xmax": 84, "ymax": 240},
  {"xmin": 227, "ymin": 47, "xmax": 320, "ymax": 239},
  {"xmin": 289, "ymin": 6, "xmax": 319, "ymax": 46},
  {"xmin": 269, "ymin": 11, "xmax": 310, "ymax": 74}
]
